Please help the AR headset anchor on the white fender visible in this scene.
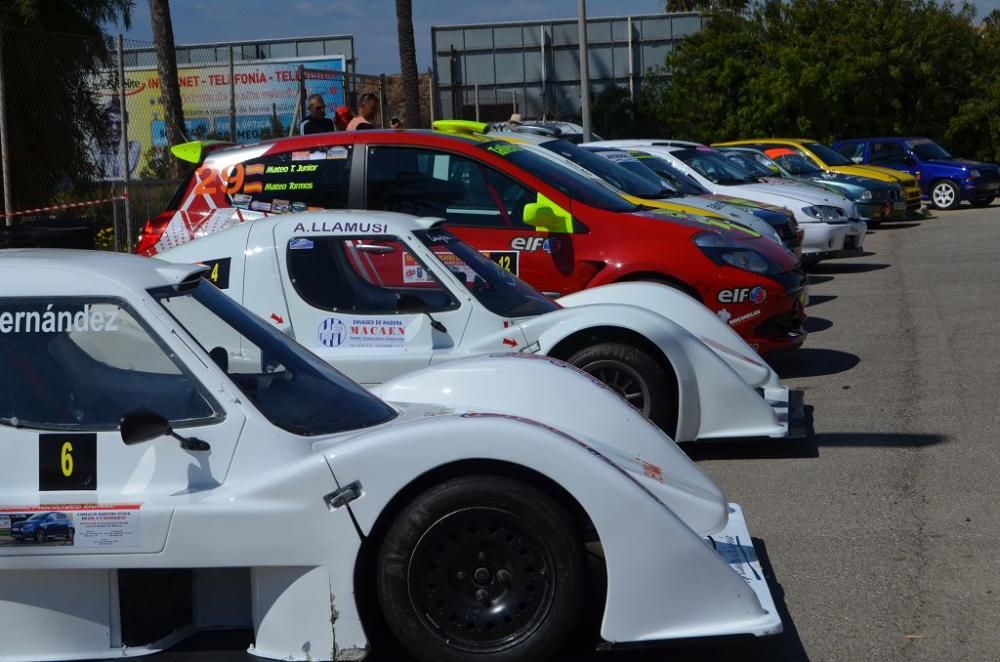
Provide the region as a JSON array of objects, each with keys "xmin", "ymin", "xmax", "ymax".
[
  {"xmin": 323, "ymin": 413, "xmax": 779, "ymax": 644},
  {"xmin": 557, "ymin": 281, "xmax": 778, "ymax": 389}
]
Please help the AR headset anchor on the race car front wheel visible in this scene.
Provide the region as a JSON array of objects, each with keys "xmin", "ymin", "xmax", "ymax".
[
  {"xmin": 931, "ymin": 180, "xmax": 961, "ymax": 210},
  {"xmin": 567, "ymin": 342, "xmax": 678, "ymax": 434},
  {"xmin": 377, "ymin": 475, "xmax": 584, "ymax": 662}
]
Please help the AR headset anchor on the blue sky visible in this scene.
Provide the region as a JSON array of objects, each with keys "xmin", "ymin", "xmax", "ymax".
[{"xmin": 110, "ymin": 0, "xmax": 1000, "ymax": 74}]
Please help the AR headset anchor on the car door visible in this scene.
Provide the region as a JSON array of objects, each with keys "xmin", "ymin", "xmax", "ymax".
[
  {"xmin": 364, "ymin": 144, "xmax": 590, "ymax": 297},
  {"xmin": 272, "ymin": 224, "xmax": 472, "ymax": 384},
  {"xmin": 0, "ymin": 295, "xmax": 245, "ymax": 556},
  {"xmin": 869, "ymin": 141, "xmax": 918, "ymax": 176}
]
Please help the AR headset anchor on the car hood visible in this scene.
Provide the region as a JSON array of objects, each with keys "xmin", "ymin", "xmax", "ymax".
[
  {"xmin": 923, "ymin": 157, "xmax": 997, "ymax": 171},
  {"xmin": 828, "ymin": 164, "xmax": 913, "ymax": 184},
  {"xmin": 699, "ymin": 193, "xmax": 789, "ymax": 213},
  {"xmin": 725, "ymin": 179, "xmax": 853, "ymax": 207}
]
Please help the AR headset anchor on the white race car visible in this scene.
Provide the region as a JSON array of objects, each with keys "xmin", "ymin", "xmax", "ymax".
[
  {"xmin": 597, "ymin": 140, "xmax": 868, "ymax": 262},
  {"xmin": 0, "ymin": 249, "xmax": 780, "ymax": 661},
  {"xmin": 160, "ymin": 210, "xmax": 805, "ymax": 442}
]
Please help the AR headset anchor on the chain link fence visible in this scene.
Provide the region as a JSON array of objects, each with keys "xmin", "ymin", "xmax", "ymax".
[{"xmin": 0, "ymin": 27, "xmax": 386, "ymax": 252}]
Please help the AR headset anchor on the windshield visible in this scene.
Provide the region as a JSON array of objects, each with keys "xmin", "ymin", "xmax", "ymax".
[
  {"xmin": 909, "ymin": 140, "xmax": 951, "ymax": 160},
  {"xmin": 25, "ymin": 513, "xmax": 45, "ymax": 521},
  {"xmin": 722, "ymin": 151, "xmax": 776, "ymax": 178},
  {"xmin": 536, "ymin": 140, "xmax": 667, "ymax": 199},
  {"xmin": 477, "ymin": 141, "xmax": 637, "ymax": 213},
  {"xmin": 771, "ymin": 153, "xmax": 822, "ymax": 175},
  {"xmin": 154, "ymin": 280, "xmax": 397, "ymax": 436},
  {"xmin": 631, "ymin": 154, "xmax": 708, "ymax": 195},
  {"xmin": 804, "ymin": 142, "xmax": 854, "ymax": 166},
  {"xmin": 671, "ymin": 148, "xmax": 759, "ymax": 185},
  {"xmin": 415, "ymin": 230, "xmax": 560, "ymax": 318}
]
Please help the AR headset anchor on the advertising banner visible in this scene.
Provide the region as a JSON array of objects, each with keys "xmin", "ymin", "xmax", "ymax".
[{"xmin": 96, "ymin": 55, "xmax": 346, "ymax": 180}]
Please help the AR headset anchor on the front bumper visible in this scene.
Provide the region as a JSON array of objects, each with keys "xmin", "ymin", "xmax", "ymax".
[
  {"xmin": 962, "ymin": 179, "xmax": 1000, "ymax": 200},
  {"xmin": 705, "ymin": 504, "xmax": 782, "ymax": 636},
  {"xmin": 744, "ymin": 270, "xmax": 808, "ymax": 355},
  {"xmin": 762, "ymin": 387, "xmax": 807, "ymax": 439},
  {"xmin": 800, "ymin": 220, "xmax": 866, "ymax": 262}
]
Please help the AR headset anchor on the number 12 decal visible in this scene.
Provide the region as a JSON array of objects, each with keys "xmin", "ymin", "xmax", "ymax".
[{"xmin": 39, "ymin": 434, "xmax": 97, "ymax": 491}]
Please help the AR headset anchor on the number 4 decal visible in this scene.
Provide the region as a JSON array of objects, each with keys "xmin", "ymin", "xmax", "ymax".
[{"xmin": 39, "ymin": 434, "xmax": 97, "ymax": 491}]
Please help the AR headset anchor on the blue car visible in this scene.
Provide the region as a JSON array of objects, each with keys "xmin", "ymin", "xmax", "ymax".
[
  {"xmin": 10, "ymin": 512, "xmax": 74, "ymax": 543},
  {"xmin": 834, "ymin": 137, "xmax": 1000, "ymax": 210}
]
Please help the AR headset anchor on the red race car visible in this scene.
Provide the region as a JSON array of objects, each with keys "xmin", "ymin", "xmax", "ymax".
[{"xmin": 137, "ymin": 123, "xmax": 807, "ymax": 353}]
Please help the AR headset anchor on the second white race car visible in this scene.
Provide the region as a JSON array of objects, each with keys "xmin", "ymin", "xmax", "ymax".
[{"xmin": 160, "ymin": 210, "xmax": 806, "ymax": 442}]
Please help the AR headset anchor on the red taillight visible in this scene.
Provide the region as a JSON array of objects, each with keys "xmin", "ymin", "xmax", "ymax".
[{"xmin": 134, "ymin": 212, "xmax": 173, "ymax": 256}]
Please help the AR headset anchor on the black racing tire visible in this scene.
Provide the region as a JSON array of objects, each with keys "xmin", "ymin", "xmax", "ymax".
[
  {"xmin": 34, "ymin": 529, "xmax": 44, "ymax": 543},
  {"xmin": 566, "ymin": 342, "xmax": 678, "ymax": 433},
  {"xmin": 66, "ymin": 527, "xmax": 75, "ymax": 542},
  {"xmin": 377, "ymin": 475, "xmax": 584, "ymax": 662},
  {"xmin": 971, "ymin": 196, "xmax": 994, "ymax": 208},
  {"xmin": 930, "ymin": 180, "xmax": 961, "ymax": 210}
]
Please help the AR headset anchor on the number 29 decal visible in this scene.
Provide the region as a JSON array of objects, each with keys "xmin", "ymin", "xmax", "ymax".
[
  {"xmin": 192, "ymin": 163, "xmax": 245, "ymax": 197},
  {"xmin": 39, "ymin": 434, "xmax": 97, "ymax": 491}
]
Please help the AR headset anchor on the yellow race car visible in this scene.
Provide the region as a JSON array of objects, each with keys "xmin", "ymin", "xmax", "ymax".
[{"xmin": 714, "ymin": 138, "xmax": 922, "ymax": 215}]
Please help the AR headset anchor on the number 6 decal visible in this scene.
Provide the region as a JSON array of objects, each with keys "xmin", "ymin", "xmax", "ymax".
[{"xmin": 39, "ymin": 434, "xmax": 96, "ymax": 491}]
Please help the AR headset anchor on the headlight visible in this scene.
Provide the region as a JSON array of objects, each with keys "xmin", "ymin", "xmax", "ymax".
[
  {"xmin": 693, "ymin": 232, "xmax": 782, "ymax": 275},
  {"xmin": 859, "ymin": 189, "xmax": 873, "ymax": 200},
  {"xmin": 801, "ymin": 205, "xmax": 846, "ymax": 222},
  {"xmin": 970, "ymin": 169, "xmax": 981, "ymax": 178}
]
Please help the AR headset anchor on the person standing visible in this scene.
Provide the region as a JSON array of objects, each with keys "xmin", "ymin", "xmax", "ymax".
[
  {"xmin": 300, "ymin": 94, "xmax": 335, "ymax": 134},
  {"xmin": 346, "ymin": 93, "xmax": 379, "ymax": 131}
]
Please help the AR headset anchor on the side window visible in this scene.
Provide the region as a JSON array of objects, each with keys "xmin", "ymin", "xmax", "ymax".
[
  {"xmin": 286, "ymin": 236, "xmax": 458, "ymax": 314},
  {"xmin": 0, "ymin": 298, "xmax": 219, "ymax": 430},
  {"xmin": 234, "ymin": 146, "xmax": 352, "ymax": 212},
  {"xmin": 837, "ymin": 141, "xmax": 866, "ymax": 163},
  {"xmin": 870, "ymin": 142, "xmax": 906, "ymax": 165},
  {"xmin": 366, "ymin": 146, "xmax": 535, "ymax": 228}
]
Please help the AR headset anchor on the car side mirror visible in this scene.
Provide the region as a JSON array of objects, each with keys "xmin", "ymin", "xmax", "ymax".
[
  {"xmin": 120, "ymin": 407, "xmax": 211, "ymax": 452},
  {"xmin": 523, "ymin": 194, "xmax": 573, "ymax": 233}
]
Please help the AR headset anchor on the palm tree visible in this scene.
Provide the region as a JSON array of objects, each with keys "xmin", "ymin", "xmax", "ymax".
[
  {"xmin": 148, "ymin": 0, "xmax": 186, "ymax": 176},
  {"xmin": 395, "ymin": 0, "xmax": 421, "ymax": 127}
]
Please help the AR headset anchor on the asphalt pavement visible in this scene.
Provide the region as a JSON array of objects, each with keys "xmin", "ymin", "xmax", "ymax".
[{"xmin": 101, "ymin": 205, "xmax": 1000, "ymax": 662}]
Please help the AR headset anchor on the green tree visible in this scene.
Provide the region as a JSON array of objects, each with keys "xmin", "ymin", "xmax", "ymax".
[
  {"xmin": 0, "ymin": 1, "xmax": 132, "ymax": 210},
  {"xmin": 648, "ymin": 0, "xmax": 985, "ymax": 150}
]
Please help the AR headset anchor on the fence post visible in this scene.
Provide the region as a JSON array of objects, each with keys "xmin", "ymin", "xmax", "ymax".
[
  {"xmin": 428, "ymin": 75, "xmax": 435, "ymax": 123},
  {"xmin": 474, "ymin": 84, "xmax": 479, "ymax": 121},
  {"xmin": 116, "ymin": 34, "xmax": 132, "ymax": 249},
  {"xmin": 0, "ymin": 28, "xmax": 14, "ymax": 225},
  {"xmin": 228, "ymin": 46, "xmax": 236, "ymax": 142}
]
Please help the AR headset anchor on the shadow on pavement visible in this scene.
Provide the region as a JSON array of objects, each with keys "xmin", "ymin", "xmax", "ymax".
[
  {"xmin": 807, "ymin": 274, "xmax": 834, "ymax": 286},
  {"xmin": 806, "ymin": 262, "xmax": 891, "ymax": 274},
  {"xmin": 803, "ymin": 316, "xmax": 832, "ymax": 333},
  {"xmin": 812, "ymin": 432, "xmax": 947, "ymax": 448},
  {"xmin": 806, "ymin": 294, "xmax": 837, "ymax": 308},
  {"xmin": 873, "ymin": 222, "xmax": 922, "ymax": 230},
  {"xmin": 768, "ymin": 348, "xmax": 859, "ymax": 378}
]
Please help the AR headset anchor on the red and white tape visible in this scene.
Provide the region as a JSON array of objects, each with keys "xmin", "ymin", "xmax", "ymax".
[{"xmin": 0, "ymin": 194, "xmax": 128, "ymax": 218}]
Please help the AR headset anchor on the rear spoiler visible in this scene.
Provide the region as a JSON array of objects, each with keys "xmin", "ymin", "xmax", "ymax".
[{"xmin": 170, "ymin": 140, "xmax": 237, "ymax": 164}]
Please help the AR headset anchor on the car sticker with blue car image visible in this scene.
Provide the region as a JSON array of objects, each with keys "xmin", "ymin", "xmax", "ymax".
[{"xmin": 0, "ymin": 503, "xmax": 141, "ymax": 548}]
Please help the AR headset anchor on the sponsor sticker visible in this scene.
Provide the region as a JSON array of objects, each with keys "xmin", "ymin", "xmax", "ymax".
[
  {"xmin": 291, "ymin": 201, "xmax": 308, "ymax": 212},
  {"xmin": 291, "ymin": 150, "xmax": 311, "ymax": 161},
  {"xmin": 271, "ymin": 198, "xmax": 291, "ymax": 213},
  {"xmin": 0, "ymin": 503, "xmax": 140, "ymax": 549},
  {"xmin": 245, "ymin": 163, "xmax": 265, "ymax": 176},
  {"xmin": 317, "ymin": 316, "xmax": 410, "ymax": 352},
  {"xmin": 249, "ymin": 200, "xmax": 272, "ymax": 212},
  {"xmin": 0, "ymin": 305, "xmax": 119, "ymax": 335},
  {"xmin": 717, "ymin": 286, "xmax": 767, "ymax": 305},
  {"xmin": 231, "ymin": 193, "xmax": 252, "ymax": 209},
  {"xmin": 717, "ymin": 308, "xmax": 732, "ymax": 323},
  {"xmin": 243, "ymin": 181, "xmax": 263, "ymax": 194},
  {"xmin": 326, "ymin": 146, "xmax": 349, "ymax": 160},
  {"xmin": 289, "ymin": 238, "xmax": 314, "ymax": 250},
  {"xmin": 511, "ymin": 236, "xmax": 562, "ymax": 254},
  {"xmin": 727, "ymin": 309, "xmax": 762, "ymax": 327}
]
